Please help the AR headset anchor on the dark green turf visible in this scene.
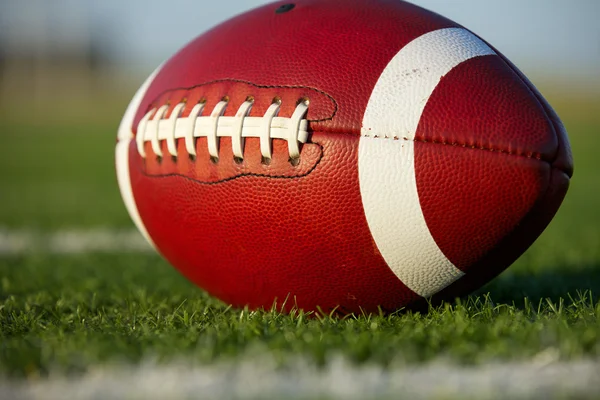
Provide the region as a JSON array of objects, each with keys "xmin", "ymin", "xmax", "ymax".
[{"xmin": 1, "ymin": 93, "xmax": 599, "ymax": 378}]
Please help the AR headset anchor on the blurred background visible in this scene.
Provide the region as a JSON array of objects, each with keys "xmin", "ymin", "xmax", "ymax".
[
  {"xmin": 1, "ymin": 0, "xmax": 598, "ymax": 119},
  {"xmin": 0, "ymin": 0, "xmax": 599, "ymax": 275}
]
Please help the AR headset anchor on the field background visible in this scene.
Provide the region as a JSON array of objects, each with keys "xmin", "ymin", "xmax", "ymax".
[{"xmin": 1, "ymin": 0, "xmax": 600, "ymax": 399}]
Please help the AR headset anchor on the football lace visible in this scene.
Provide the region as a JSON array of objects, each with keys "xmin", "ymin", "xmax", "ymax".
[{"xmin": 135, "ymin": 97, "xmax": 310, "ymax": 163}]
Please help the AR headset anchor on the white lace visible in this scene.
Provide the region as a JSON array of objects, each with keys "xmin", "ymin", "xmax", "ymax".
[{"xmin": 136, "ymin": 99, "xmax": 309, "ymax": 161}]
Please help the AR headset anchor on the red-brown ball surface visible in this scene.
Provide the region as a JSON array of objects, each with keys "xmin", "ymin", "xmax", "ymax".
[{"xmin": 116, "ymin": 0, "xmax": 573, "ymax": 314}]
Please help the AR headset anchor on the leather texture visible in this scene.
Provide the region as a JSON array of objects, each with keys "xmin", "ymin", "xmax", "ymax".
[{"xmin": 117, "ymin": 0, "xmax": 573, "ymax": 314}]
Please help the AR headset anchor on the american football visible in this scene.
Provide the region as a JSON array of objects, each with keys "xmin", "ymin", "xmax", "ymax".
[{"xmin": 116, "ymin": 0, "xmax": 573, "ymax": 314}]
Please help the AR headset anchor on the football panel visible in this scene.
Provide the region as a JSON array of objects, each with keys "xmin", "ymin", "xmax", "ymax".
[
  {"xmin": 128, "ymin": 132, "xmax": 422, "ymax": 314},
  {"xmin": 415, "ymin": 55, "xmax": 559, "ymax": 162},
  {"xmin": 414, "ymin": 141, "xmax": 550, "ymax": 272},
  {"xmin": 425, "ymin": 167, "xmax": 570, "ymax": 307},
  {"xmin": 487, "ymin": 48, "xmax": 574, "ymax": 177}
]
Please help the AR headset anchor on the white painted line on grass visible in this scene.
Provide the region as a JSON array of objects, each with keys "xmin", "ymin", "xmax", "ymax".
[
  {"xmin": 0, "ymin": 356, "xmax": 599, "ymax": 400},
  {"xmin": 0, "ymin": 228, "xmax": 152, "ymax": 255}
]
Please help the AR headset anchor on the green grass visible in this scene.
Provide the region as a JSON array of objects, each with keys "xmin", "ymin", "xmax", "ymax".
[
  {"xmin": 1, "ymin": 91, "xmax": 600, "ymax": 380},
  {"xmin": 2, "ymin": 254, "xmax": 599, "ymax": 379}
]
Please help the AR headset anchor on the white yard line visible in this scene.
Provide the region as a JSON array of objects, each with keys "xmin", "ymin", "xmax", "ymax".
[
  {"xmin": 0, "ymin": 228, "xmax": 152, "ymax": 255},
  {"xmin": 0, "ymin": 357, "xmax": 599, "ymax": 400}
]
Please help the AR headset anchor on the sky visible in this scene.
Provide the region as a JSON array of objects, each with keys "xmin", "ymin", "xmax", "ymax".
[{"xmin": 1, "ymin": 0, "xmax": 599, "ymax": 82}]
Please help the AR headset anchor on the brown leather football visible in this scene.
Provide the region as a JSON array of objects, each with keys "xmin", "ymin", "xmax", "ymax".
[{"xmin": 116, "ymin": 0, "xmax": 573, "ymax": 314}]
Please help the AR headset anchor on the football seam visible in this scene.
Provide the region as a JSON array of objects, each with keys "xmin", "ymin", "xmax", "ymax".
[
  {"xmin": 499, "ymin": 65, "xmax": 561, "ymax": 165},
  {"xmin": 407, "ymin": 137, "xmax": 546, "ymax": 162},
  {"xmin": 138, "ymin": 81, "xmax": 551, "ymax": 164},
  {"xmin": 512, "ymin": 77, "xmax": 570, "ymax": 174},
  {"xmin": 137, "ymin": 129, "xmax": 549, "ymax": 176},
  {"xmin": 355, "ymin": 133, "xmax": 549, "ymax": 163}
]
